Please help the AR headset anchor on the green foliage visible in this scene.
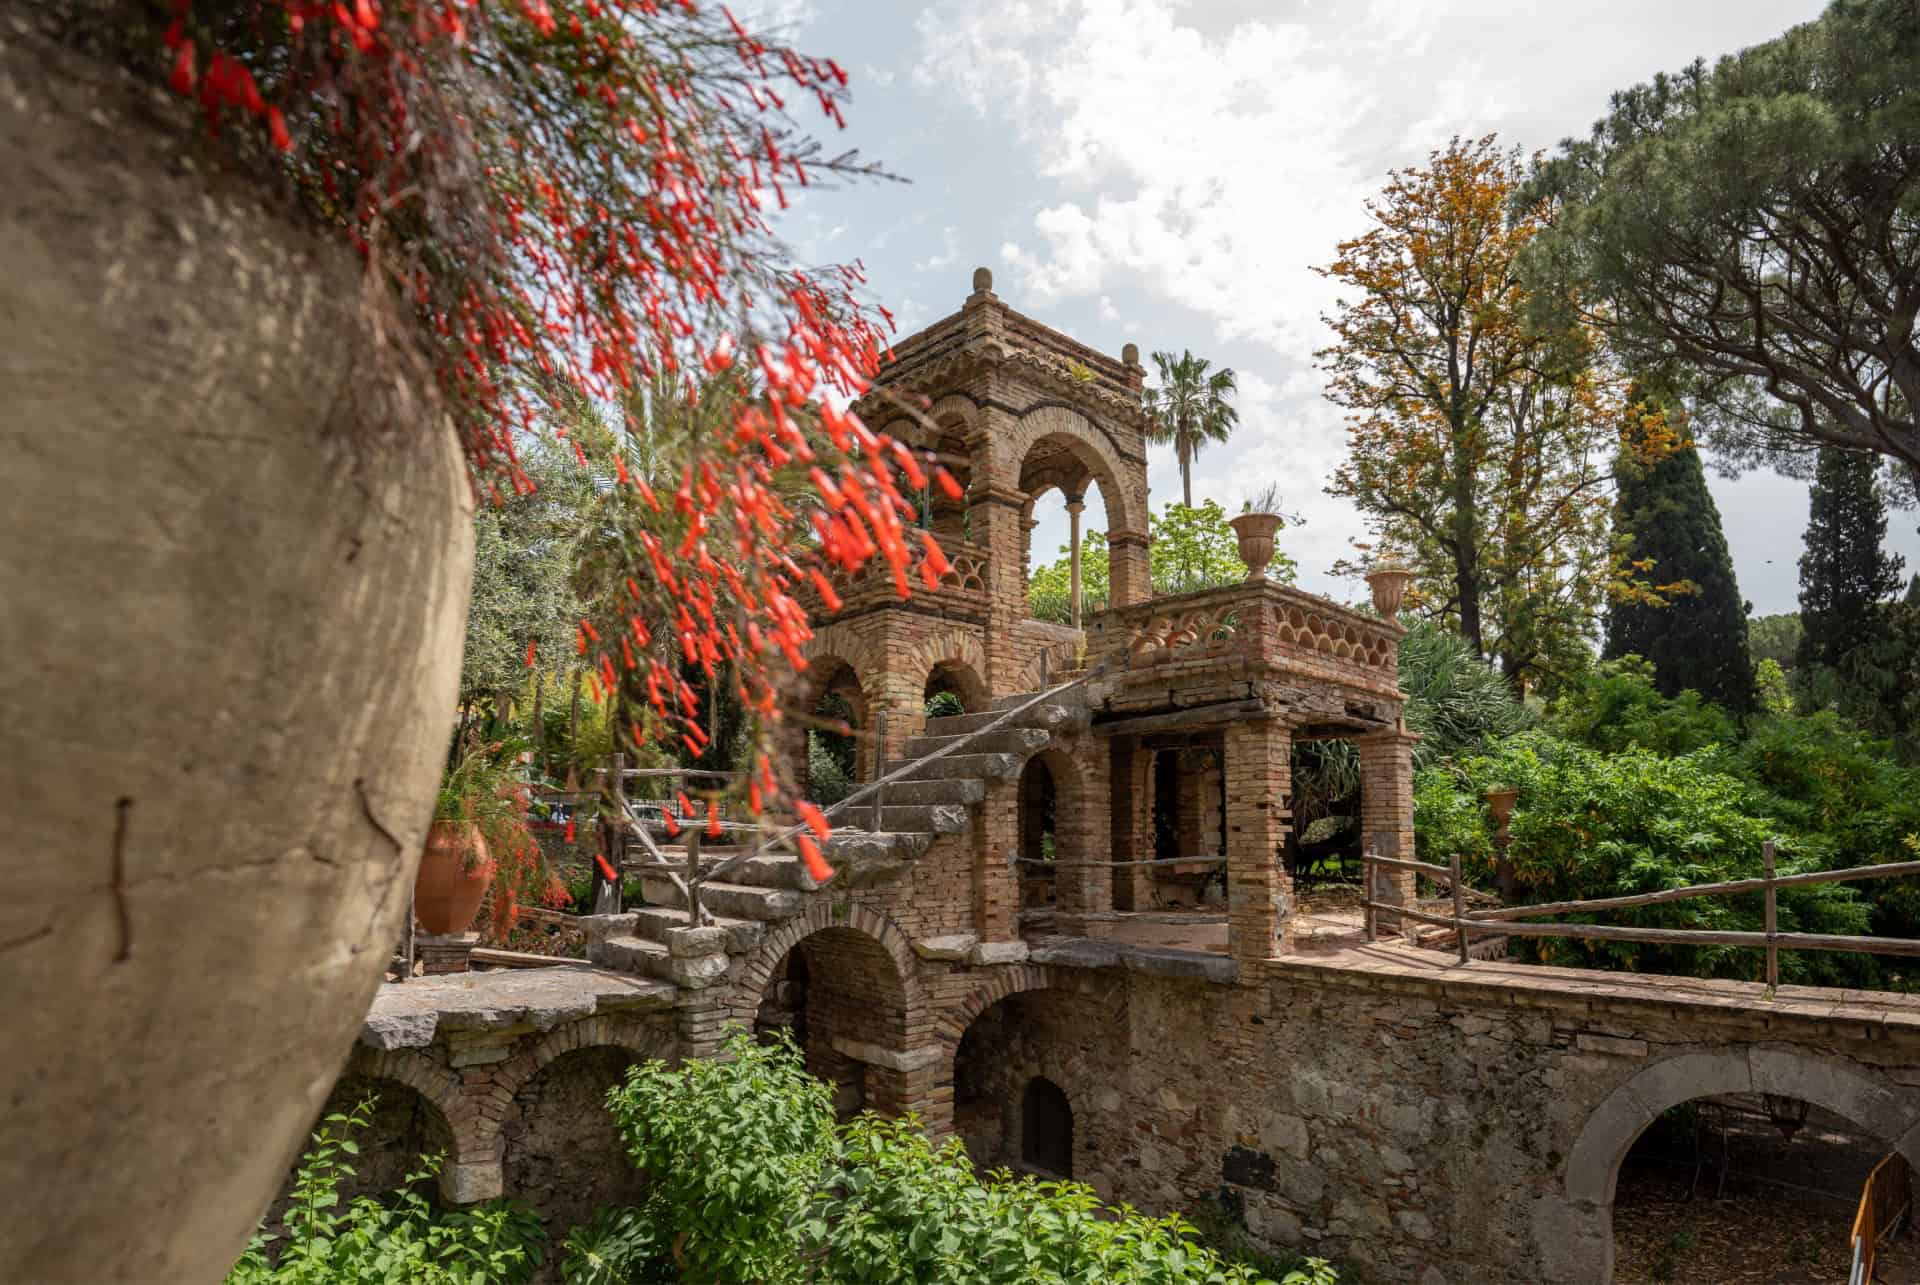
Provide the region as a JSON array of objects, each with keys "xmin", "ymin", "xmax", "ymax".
[
  {"xmin": 806, "ymin": 733, "xmax": 853, "ymax": 805},
  {"xmin": 1841, "ymin": 596, "xmax": 1920, "ymax": 761},
  {"xmin": 1397, "ymin": 621, "xmax": 1535, "ymax": 767},
  {"xmin": 1027, "ymin": 501, "xmax": 1284, "ymax": 623},
  {"xmin": 225, "ymin": 1097, "xmax": 546, "ymax": 1285},
  {"xmin": 1414, "ymin": 732, "xmax": 1869, "ymax": 982},
  {"xmin": 1748, "ymin": 613, "xmax": 1803, "ymax": 670},
  {"xmin": 1548, "ymin": 657, "xmax": 1739, "ymax": 757},
  {"xmin": 1605, "ymin": 445, "xmax": 1756, "ymax": 712},
  {"xmin": 926, "ymin": 690, "xmax": 967, "ymax": 718},
  {"xmin": 583, "ymin": 1031, "xmax": 1288, "ymax": 1285},
  {"xmin": 1798, "ymin": 448, "xmax": 1906, "ymax": 674},
  {"xmin": 1521, "ymin": 0, "xmax": 1920, "ymax": 498},
  {"xmin": 463, "ymin": 437, "xmax": 594, "ymax": 710},
  {"xmin": 1755, "ymin": 658, "xmax": 1794, "ymax": 718},
  {"xmin": 1185, "ymin": 1201, "xmax": 1339, "ymax": 1284}
]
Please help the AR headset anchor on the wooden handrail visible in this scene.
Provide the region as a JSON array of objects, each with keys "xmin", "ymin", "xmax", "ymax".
[{"xmin": 1362, "ymin": 847, "xmax": 1920, "ymax": 970}]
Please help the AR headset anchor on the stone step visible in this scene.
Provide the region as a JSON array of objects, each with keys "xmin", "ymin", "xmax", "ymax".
[
  {"xmin": 720, "ymin": 852, "xmax": 823, "ymax": 892},
  {"xmin": 596, "ymin": 934, "xmax": 730, "ymax": 989},
  {"xmin": 862, "ymin": 777, "xmax": 985, "ymax": 807},
  {"xmin": 902, "ymin": 726, "xmax": 1051, "ymax": 761},
  {"xmin": 923, "ymin": 701, "xmax": 1087, "ymax": 737},
  {"xmin": 824, "ymin": 828, "xmax": 934, "ymax": 864},
  {"xmin": 991, "ymin": 687, "xmax": 1087, "ymax": 711},
  {"xmin": 638, "ymin": 876, "xmax": 805, "ymax": 922},
  {"xmin": 629, "ymin": 906, "xmax": 766, "ymax": 953},
  {"xmin": 820, "ymin": 799, "xmax": 971, "ymax": 835},
  {"xmin": 885, "ymin": 751, "xmax": 1023, "ymax": 783}
]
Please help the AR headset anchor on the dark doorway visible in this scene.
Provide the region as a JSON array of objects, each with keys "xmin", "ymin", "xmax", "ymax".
[{"xmin": 1021, "ymin": 1076, "xmax": 1073, "ymax": 1178}]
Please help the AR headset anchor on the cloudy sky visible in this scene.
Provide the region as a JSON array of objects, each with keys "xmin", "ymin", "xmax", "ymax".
[{"xmin": 750, "ymin": 0, "xmax": 1918, "ymax": 615}]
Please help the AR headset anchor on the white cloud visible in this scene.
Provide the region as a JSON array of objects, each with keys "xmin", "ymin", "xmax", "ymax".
[
  {"xmin": 913, "ymin": 0, "xmax": 1836, "ymax": 601},
  {"xmin": 915, "ymin": 225, "xmax": 961, "ymax": 273}
]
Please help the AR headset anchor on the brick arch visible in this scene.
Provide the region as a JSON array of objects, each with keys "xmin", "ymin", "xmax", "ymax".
[
  {"xmin": 494, "ymin": 1014, "xmax": 676, "ymax": 1103},
  {"xmin": 998, "ymin": 404, "xmax": 1142, "ymax": 535},
  {"xmin": 343, "ymin": 1047, "xmax": 482, "ymax": 1195},
  {"xmin": 933, "ymin": 965, "xmax": 1086, "ymax": 1053},
  {"xmin": 726, "ymin": 900, "xmax": 925, "ymax": 1027},
  {"xmin": 901, "ymin": 633, "xmax": 990, "ymax": 713},
  {"xmin": 1551, "ymin": 1048, "xmax": 1920, "ymax": 1282}
]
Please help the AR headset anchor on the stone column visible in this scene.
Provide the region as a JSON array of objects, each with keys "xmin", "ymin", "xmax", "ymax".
[
  {"xmin": 1224, "ymin": 717, "xmax": 1295, "ymax": 970},
  {"xmin": 1066, "ymin": 495, "xmax": 1085, "ymax": 630},
  {"xmin": 1107, "ymin": 528, "xmax": 1151, "ymax": 608},
  {"xmin": 1356, "ymin": 727, "xmax": 1420, "ymax": 921}
]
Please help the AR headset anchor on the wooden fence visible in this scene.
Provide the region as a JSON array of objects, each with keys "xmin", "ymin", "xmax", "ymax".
[
  {"xmin": 1361, "ymin": 844, "xmax": 1920, "ymax": 975},
  {"xmin": 1850, "ymin": 1152, "xmax": 1912, "ymax": 1285}
]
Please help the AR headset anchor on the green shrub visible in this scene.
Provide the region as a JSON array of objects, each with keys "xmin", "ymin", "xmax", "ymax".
[
  {"xmin": 1415, "ymin": 732, "xmax": 1868, "ymax": 982},
  {"xmin": 1546, "ymin": 657, "xmax": 1738, "ymax": 757},
  {"xmin": 225, "ymin": 1097, "xmax": 546, "ymax": 1285},
  {"xmin": 584, "ymin": 1030, "xmax": 1290, "ymax": 1284},
  {"xmin": 806, "ymin": 733, "xmax": 854, "ymax": 805}
]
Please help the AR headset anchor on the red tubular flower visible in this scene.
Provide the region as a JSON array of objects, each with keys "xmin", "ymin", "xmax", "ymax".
[
  {"xmin": 797, "ymin": 833, "xmax": 834, "ymax": 884},
  {"xmin": 705, "ymin": 800, "xmax": 722, "ymax": 838},
  {"xmin": 796, "ymin": 800, "xmax": 831, "ymax": 842},
  {"xmin": 564, "ymin": 816, "xmax": 576, "ymax": 843},
  {"xmin": 595, "ymin": 853, "xmax": 618, "ymax": 882},
  {"xmin": 524, "ymin": 637, "xmax": 537, "ymax": 669},
  {"xmin": 169, "ymin": 41, "xmax": 196, "ymax": 96}
]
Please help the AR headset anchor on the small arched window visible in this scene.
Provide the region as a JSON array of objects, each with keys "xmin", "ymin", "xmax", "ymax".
[{"xmin": 1021, "ymin": 1076, "xmax": 1073, "ymax": 1178}]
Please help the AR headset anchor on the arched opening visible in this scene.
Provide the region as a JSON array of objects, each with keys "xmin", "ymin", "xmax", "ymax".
[
  {"xmin": 949, "ymin": 987, "xmax": 1096, "ymax": 1180},
  {"xmin": 1610, "ymin": 1094, "xmax": 1915, "ymax": 1282},
  {"xmin": 923, "ymin": 658, "xmax": 986, "ymax": 718},
  {"xmin": 1021, "ymin": 1077, "xmax": 1073, "ymax": 1179},
  {"xmin": 1560, "ymin": 1051, "xmax": 1920, "ymax": 1283},
  {"xmin": 1018, "ymin": 755, "xmax": 1058, "ymax": 910},
  {"xmin": 749, "ymin": 926, "xmax": 912, "ymax": 1121},
  {"xmin": 925, "ymin": 427, "xmax": 973, "ymax": 541},
  {"xmin": 262, "ymin": 1076, "xmax": 453, "ymax": 1236},
  {"xmin": 1022, "ymin": 474, "xmax": 1111, "ymax": 626},
  {"xmin": 801, "ymin": 658, "xmax": 867, "ymax": 804},
  {"xmin": 502, "ymin": 1046, "xmax": 647, "ymax": 1231}
]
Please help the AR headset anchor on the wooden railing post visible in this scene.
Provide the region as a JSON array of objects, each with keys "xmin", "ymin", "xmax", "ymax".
[
  {"xmin": 1452, "ymin": 850, "xmax": 1468, "ymax": 966},
  {"xmin": 684, "ymin": 809, "xmax": 703, "ymax": 926},
  {"xmin": 1363, "ymin": 849, "xmax": 1377, "ymax": 943},
  {"xmin": 594, "ymin": 752, "xmax": 627, "ymax": 916},
  {"xmin": 870, "ymin": 708, "xmax": 888, "ymax": 832},
  {"xmin": 1764, "ymin": 839, "xmax": 1779, "ymax": 988}
]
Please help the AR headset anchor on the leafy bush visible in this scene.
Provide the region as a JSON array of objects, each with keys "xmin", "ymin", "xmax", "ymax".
[
  {"xmin": 1415, "ymin": 732, "xmax": 1869, "ymax": 982},
  {"xmin": 926, "ymin": 690, "xmax": 967, "ymax": 718},
  {"xmin": 585, "ymin": 1030, "xmax": 1292, "ymax": 1284},
  {"xmin": 1546, "ymin": 657, "xmax": 1738, "ymax": 757},
  {"xmin": 806, "ymin": 733, "xmax": 854, "ymax": 806},
  {"xmin": 225, "ymin": 1097, "xmax": 546, "ymax": 1284}
]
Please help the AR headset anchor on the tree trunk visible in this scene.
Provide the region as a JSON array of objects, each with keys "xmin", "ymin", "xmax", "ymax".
[
  {"xmin": 1180, "ymin": 437, "xmax": 1193, "ymax": 509},
  {"xmin": 1450, "ymin": 441, "xmax": 1485, "ymax": 657},
  {"xmin": 2, "ymin": 22, "xmax": 472, "ymax": 1283}
]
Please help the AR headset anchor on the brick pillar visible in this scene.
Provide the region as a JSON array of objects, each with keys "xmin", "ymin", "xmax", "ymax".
[
  {"xmin": 1175, "ymin": 752, "xmax": 1205, "ymax": 860},
  {"xmin": 974, "ymin": 776, "xmax": 1020, "ymax": 941},
  {"xmin": 1110, "ymin": 738, "xmax": 1155, "ymax": 911},
  {"xmin": 1224, "ymin": 717, "xmax": 1295, "ymax": 969},
  {"xmin": 1357, "ymin": 727, "xmax": 1420, "ymax": 917},
  {"xmin": 1107, "ymin": 527, "xmax": 1150, "ymax": 608},
  {"xmin": 1055, "ymin": 746, "xmax": 1112, "ymax": 937}
]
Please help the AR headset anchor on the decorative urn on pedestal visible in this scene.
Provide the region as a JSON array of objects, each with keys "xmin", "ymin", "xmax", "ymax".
[
  {"xmin": 1229, "ymin": 511, "xmax": 1285, "ymax": 580},
  {"xmin": 1365, "ymin": 554, "xmax": 1415, "ymax": 618}
]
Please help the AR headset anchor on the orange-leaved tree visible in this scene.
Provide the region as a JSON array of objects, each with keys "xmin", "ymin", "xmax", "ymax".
[{"xmin": 1316, "ymin": 134, "xmax": 1676, "ymax": 691}]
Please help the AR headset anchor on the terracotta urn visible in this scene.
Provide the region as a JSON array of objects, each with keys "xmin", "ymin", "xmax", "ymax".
[
  {"xmin": 3, "ymin": 15, "xmax": 471, "ymax": 1281},
  {"xmin": 1485, "ymin": 786, "xmax": 1521, "ymax": 829},
  {"xmin": 414, "ymin": 822, "xmax": 494, "ymax": 935},
  {"xmin": 1365, "ymin": 557, "xmax": 1416, "ymax": 617},
  {"xmin": 1229, "ymin": 512, "xmax": 1285, "ymax": 580}
]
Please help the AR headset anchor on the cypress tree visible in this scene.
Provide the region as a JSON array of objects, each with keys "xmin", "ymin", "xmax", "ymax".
[
  {"xmin": 1606, "ymin": 444, "xmax": 1757, "ymax": 712},
  {"xmin": 1796, "ymin": 448, "xmax": 1905, "ymax": 673}
]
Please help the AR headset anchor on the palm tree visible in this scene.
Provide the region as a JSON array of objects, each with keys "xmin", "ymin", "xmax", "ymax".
[{"xmin": 1143, "ymin": 349, "xmax": 1239, "ymax": 508}]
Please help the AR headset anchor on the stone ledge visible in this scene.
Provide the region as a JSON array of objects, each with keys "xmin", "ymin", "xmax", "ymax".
[
  {"xmin": 968, "ymin": 940, "xmax": 1030, "ymax": 965},
  {"xmin": 914, "ymin": 933, "xmax": 978, "ymax": 961},
  {"xmin": 361, "ymin": 966, "xmax": 677, "ymax": 1049},
  {"xmin": 830, "ymin": 1036, "xmax": 943, "ymax": 1072},
  {"xmin": 1264, "ymin": 946, "xmax": 1920, "ymax": 1045}
]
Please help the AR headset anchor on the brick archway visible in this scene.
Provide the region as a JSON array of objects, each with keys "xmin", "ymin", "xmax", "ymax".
[
  {"xmin": 345, "ymin": 1047, "xmax": 482, "ymax": 1200},
  {"xmin": 494, "ymin": 1015, "xmax": 676, "ymax": 1102},
  {"xmin": 1000, "ymin": 404, "xmax": 1142, "ymax": 535},
  {"xmin": 1550, "ymin": 1048, "xmax": 1920, "ymax": 1281},
  {"xmin": 902, "ymin": 632, "xmax": 990, "ymax": 714},
  {"xmin": 729, "ymin": 901, "xmax": 923, "ymax": 1025}
]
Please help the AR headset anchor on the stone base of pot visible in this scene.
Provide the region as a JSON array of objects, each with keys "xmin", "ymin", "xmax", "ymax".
[{"xmin": 416, "ymin": 932, "xmax": 480, "ymax": 975}]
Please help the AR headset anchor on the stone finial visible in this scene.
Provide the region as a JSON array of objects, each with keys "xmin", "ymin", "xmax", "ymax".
[
  {"xmin": 972, "ymin": 266, "xmax": 994, "ymax": 294},
  {"xmin": 1122, "ymin": 342, "xmax": 1140, "ymax": 366}
]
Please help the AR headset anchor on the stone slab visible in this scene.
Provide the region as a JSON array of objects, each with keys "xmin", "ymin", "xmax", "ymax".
[
  {"xmin": 360, "ymin": 966, "xmax": 676, "ymax": 1049},
  {"xmin": 913, "ymin": 933, "xmax": 978, "ymax": 961},
  {"xmin": 968, "ymin": 940, "xmax": 1030, "ymax": 965}
]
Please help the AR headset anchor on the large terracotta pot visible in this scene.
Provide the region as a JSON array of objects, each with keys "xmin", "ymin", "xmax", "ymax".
[
  {"xmin": 415, "ymin": 822, "xmax": 494, "ymax": 935},
  {"xmin": 1, "ymin": 15, "xmax": 472, "ymax": 1283},
  {"xmin": 1229, "ymin": 511, "xmax": 1284, "ymax": 580}
]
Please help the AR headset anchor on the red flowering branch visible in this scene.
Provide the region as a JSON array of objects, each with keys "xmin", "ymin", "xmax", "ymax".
[{"xmin": 160, "ymin": 0, "xmax": 949, "ymax": 848}]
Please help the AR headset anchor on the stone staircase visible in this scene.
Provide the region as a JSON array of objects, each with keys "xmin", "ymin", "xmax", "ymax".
[{"xmin": 587, "ymin": 687, "xmax": 1091, "ymax": 988}]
